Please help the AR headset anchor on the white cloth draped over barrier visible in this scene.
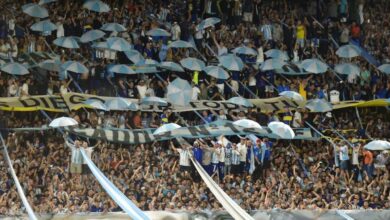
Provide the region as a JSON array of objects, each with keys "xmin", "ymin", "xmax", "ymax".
[
  {"xmin": 79, "ymin": 148, "xmax": 150, "ymax": 220},
  {"xmin": 0, "ymin": 134, "xmax": 38, "ymax": 220}
]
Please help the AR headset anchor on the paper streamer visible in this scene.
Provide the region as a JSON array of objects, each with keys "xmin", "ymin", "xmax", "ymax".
[
  {"xmin": 79, "ymin": 148, "xmax": 150, "ymax": 220},
  {"xmin": 0, "ymin": 134, "xmax": 38, "ymax": 220}
]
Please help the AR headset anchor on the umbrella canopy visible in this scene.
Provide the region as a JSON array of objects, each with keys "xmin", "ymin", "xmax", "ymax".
[
  {"xmin": 39, "ymin": 59, "xmax": 61, "ymax": 72},
  {"xmin": 279, "ymin": 91, "xmax": 304, "ymax": 102},
  {"xmin": 226, "ymin": 97, "xmax": 253, "ymax": 108},
  {"xmin": 1, "ymin": 62, "xmax": 29, "ymax": 75},
  {"xmin": 260, "ymin": 58, "xmax": 286, "ymax": 71},
  {"xmin": 22, "ymin": 3, "xmax": 48, "ymax": 18},
  {"xmin": 153, "ymin": 123, "xmax": 181, "ymax": 135},
  {"xmin": 197, "ymin": 17, "xmax": 221, "ymax": 30},
  {"xmin": 49, "ymin": 117, "xmax": 78, "ymax": 128},
  {"xmin": 124, "ymin": 50, "xmax": 145, "ymax": 64},
  {"xmin": 305, "ymin": 99, "xmax": 333, "ymax": 112},
  {"xmin": 218, "ymin": 54, "xmax": 244, "ymax": 71},
  {"xmin": 168, "ymin": 40, "xmax": 194, "ymax": 49},
  {"xmin": 159, "ymin": 61, "xmax": 185, "ymax": 72},
  {"xmin": 141, "ymin": 97, "xmax": 168, "ymax": 106},
  {"xmin": 142, "ymin": 59, "xmax": 159, "ymax": 66},
  {"xmin": 233, "ymin": 119, "xmax": 262, "ymax": 129},
  {"xmin": 232, "ymin": 46, "xmax": 257, "ymax": 56},
  {"xmin": 91, "ymin": 41, "xmax": 109, "ymax": 50},
  {"xmin": 378, "ymin": 64, "xmax": 390, "ymax": 74},
  {"xmin": 334, "ymin": 63, "xmax": 360, "ymax": 75},
  {"xmin": 100, "ymin": 23, "xmax": 126, "ymax": 32},
  {"xmin": 180, "ymin": 57, "xmax": 205, "ymax": 71},
  {"xmin": 146, "ymin": 28, "xmax": 171, "ymax": 37},
  {"xmin": 264, "ymin": 49, "xmax": 289, "ymax": 61},
  {"xmin": 83, "ymin": 99, "xmax": 107, "ymax": 111},
  {"xmin": 61, "ymin": 61, "xmax": 88, "ymax": 74},
  {"xmin": 109, "ymin": 64, "xmax": 136, "ymax": 74},
  {"xmin": 80, "ymin": 29, "xmax": 105, "ymax": 43},
  {"xmin": 268, "ymin": 121, "xmax": 295, "ymax": 139},
  {"xmin": 83, "ymin": 0, "xmax": 110, "ymax": 13},
  {"xmin": 30, "ymin": 19, "xmax": 57, "ymax": 32},
  {"xmin": 364, "ymin": 140, "xmax": 390, "ymax": 151},
  {"xmin": 203, "ymin": 66, "xmax": 229, "ymax": 80},
  {"xmin": 53, "ymin": 36, "xmax": 79, "ymax": 49},
  {"xmin": 105, "ymin": 98, "xmax": 138, "ymax": 111},
  {"xmin": 167, "ymin": 78, "xmax": 192, "ymax": 106},
  {"xmin": 336, "ymin": 44, "xmax": 361, "ymax": 58},
  {"xmin": 301, "ymin": 58, "xmax": 328, "ymax": 74},
  {"xmin": 106, "ymin": 37, "xmax": 131, "ymax": 51},
  {"xmin": 39, "ymin": 0, "xmax": 57, "ymax": 5}
]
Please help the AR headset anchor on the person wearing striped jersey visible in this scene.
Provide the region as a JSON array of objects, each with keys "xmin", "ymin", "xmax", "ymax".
[
  {"xmin": 224, "ymin": 142, "xmax": 233, "ymax": 175},
  {"xmin": 237, "ymin": 138, "xmax": 247, "ymax": 174},
  {"xmin": 216, "ymin": 141, "xmax": 225, "ymax": 181},
  {"xmin": 230, "ymin": 143, "xmax": 242, "ymax": 175},
  {"xmin": 65, "ymin": 139, "xmax": 82, "ymax": 174},
  {"xmin": 170, "ymin": 141, "xmax": 192, "ymax": 173},
  {"xmin": 210, "ymin": 142, "xmax": 221, "ymax": 177}
]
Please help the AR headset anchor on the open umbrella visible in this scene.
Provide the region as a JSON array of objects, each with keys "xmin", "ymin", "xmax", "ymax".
[
  {"xmin": 109, "ymin": 64, "xmax": 135, "ymax": 74},
  {"xmin": 49, "ymin": 117, "xmax": 78, "ymax": 128},
  {"xmin": 83, "ymin": 0, "xmax": 110, "ymax": 13},
  {"xmin": 301, "ymin": 58, "xmax": 328, "ymax": 74},
  {"xmin": 197, "ymin": 17, "xmax": 221, "ymax": 30},
  {"xmin": 279, "ymin": 91, "xmax": 304, "ymax": 102},
  {"xmin": 153, "ymin": 123, "xmax": 181, "ymax": 135},
  {"xmin": 124, "ymin": 50, "xmax": 145, "ymax": 64},
  {"xmin": 364, "ymin": 140, "xmax": 390, "ymax": 151},
  {"xmin": 159, "ymin": 61, "xmax": 185, "ymax": 72},
  {"xmin": 146, "ymin": 28, "xmax": 171, "ymax": 37},
  {"xmin": 334, "ymin": 63, "xmax": 360, "ymax": 75},
  {"xmin": 305, "ymin": 99, "xmax": 333, "ymax": 112},
  {"xmin": 218, "ymin": 54, "xmax": 244, "ymax": 71},
  {"xmin": 180, "ymin": 57, "xmax": 205, "ymax": 71},
  {"xmin": 105, "ymin": 98, "xmax": 138, "ymax": 111},
  {"xmin": 268, "ymin": 121, "xmax": 295, "ymax": 139},
  {"xmin": 106, "ymin": 37, "xmax": 131, "ymax": 51},
  {"xmin": 22, "ymin": 3, "xmax": 48, "ymax": 18},
  {"xmin": 203, "ymin": 66, "xmax": 229, "ymax": 80},
  {"xmin": 39, "ymin": 59, "xmax": 61, "ymax": 72},
  {"xmin": 167, "ymin": 78, "xmax": 192, "ymax": 106},
  {"xmin": 226, "ymin": 97, "xmax": 253, "ymax": 108},
  {"xmin": 1, "ymin": 62, "xmax": 29, "ymax": 75},
  {"xmin": 61, "ymin": 61, "xmax": 88, "ymax": 74},
  {"xmin": 39, "ymin": 0, "xmax": 57, "ymax": 5},
  {"xmin": 30, "ymin": 19, "xmax": 57, "ymax": 32},
  {"xmin": 141, "ymin": 97, "xmax": 168, "ymax": 106},
  {"xmin": 100, "ymin": 23, "xmax": 126, "ymax": 32},
  {"xmin": 264, "ymin": 49, "xmax": 289, "ymax": 61},
  {"xmin": 91, "ymin": 41, "xmax": 109, "ymax": 50},
  {"xmin": 142, "ymin": 59, "xmax": 159, "ymax": 66},
  {"xmin": 378, "ymin": 64, "xmax": 390, "ymax": 74},
  {"xmin": 232, "ymin": 46, "xmax": 257, "ymax": 56},
  {"xmin": 260, "ymin": 58, "xmax": 286, "ymax": 71},
  {"xmin": 233, "ymin": 119, "xmax": 262, "ymax": 129},
  {"xmin": 83, "ymin": 99, "xmax": 107, "ymax": 111},
  {"xmin": 336, "ymin": 44, "xmax": 361, "ymax": 58},
  {"xmin": 168, "ymin": 40, "xmax": 194, "ymax": 49},
  {"xmin": 80, "ymin": 29, "xmax": 105, "ymax": 43},
  {"xmin": 53, "ymin": 36, "xmax": 79, "ymax": 49}
]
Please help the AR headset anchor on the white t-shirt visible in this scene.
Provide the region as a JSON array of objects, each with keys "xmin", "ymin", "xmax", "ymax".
[
  {"xmin": 60, "ymin": 85, "xmax": 68, "ymax": 95},
  {"xmin": 256, "ymin": 47, "xmax": 264, "ymax": 63},
  {"xmin": 292, "ymin": 111, "xmax": 302, "ymax": 128},
  {"xmin": 56, "ymin": 22, "xmax": 64, "ymax": 38},
  {"xmin": 83, "ymin": 147, "xmax": 94, "ymax": 164},
  {"xmin": 192, "ymin": 86, "xmax": 201, "ymax": 100},
  {"xmin": 217, "ymin": 46, "xmax": 228, "ymax": 56},
  {"xmin": 329, "ymin": 90, "xmax": 340, "ymax": 104},
  {"xmin": 352, "ymin": 147, "xmax": 359, "ymax": 165},
  {"xmin": 218, "ymin": 147, "xmax": 225, "ymax": 163},
  {"xmin": 21, "ymin": 83, "xmax": 29, "ymax": 95},
  {"xmin": 237, "ymin": 143, "xmax": 247, "ymax": 162},
  {"xmin": 177, "ymin": 148, "xmax": 190, "ymax": 166},
  {"xmin": 347, "ymin": 72, "xmax": 359, "ymax": 84},
  {"xmin": 136, "ymin": 85, "xmax": 147, "ymax": 98},
  {"xmin": 339, "ymin": 145, "xmax": 349, "ymax": 161}
]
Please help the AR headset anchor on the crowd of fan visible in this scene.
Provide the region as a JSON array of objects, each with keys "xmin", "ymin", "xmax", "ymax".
[
  {"xmin": 0, "ymin": 0, "xmax": 390, "ymax": 216},
  {"xmin": 0, "ymin": 108, "xmax": 389, "ymax": 215}
]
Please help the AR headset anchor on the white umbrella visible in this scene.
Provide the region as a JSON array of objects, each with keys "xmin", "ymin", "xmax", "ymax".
[
  {"xmin": 167, "ymin": 78, "xmax": 192, "ymax": 106},
  {"xmin": 232, "ymin": 46, "xmax": 257, "ymax": 56},
  {"xmin": 153, "ymin": 123, "xmax": 181, "ymax": 135},
  {"xmin": 83, "ymin": 99, "xmax": 107, "ymax": 111},
  {"xmin": 233, "ymin": 119, "xmax": 262, "ymax": 129},
  {"xmin": 109, "ymin": 64, "xmax": 136, "ymax": 74},
  {"xmin": 100, "ymin": 23, "xmax": 127, "ymax": 32},
  {"xmin": 203, "ymin": 66, "xmax": 229, "ymax": 80},
  {"xmin": 180, "ymin": 57, "xmax": 205, "ymax": 71},
  {"xmin": 279, "ymin": 91, "xmax": 304, "ymax": 102},
  {"xmin": 378, "ymin": 64, "xmax": 390, "ymax": 75},
  {"xmin": 53, "ymin": 36, "xmax": 79, "ymax": 49},
  {"xmin": 218, "ymin": 54, "xmax": 244, "ymax": 71},
  {"xmin": 364, "ymin": 140, "xmax": 390, "ymax": 151},
  {"xmin": 336, "ymin": 44, "xmax": 361, "ymax": 58},
  {"xmin": 301, "ymin": 58, "xmax": 328, "ymax": 74},
  {"xmin": 260, "ymin": 58, "xmax": 286, "ymax": 71},
  {"xmin": 80, "ymin": 29, "xmax": 105, "ymax": 43},
  {"xmin": 140, "ymin": 97, "xmax": 168, "ymax": 106},
  {"xmin": 83, "ymin": 0, "xmax": 110, "ymax": 13},
  {"xmin": 334, "ymin": 63, "xmax": 360, "ymax": 75},
  {"xmin": 106, "ymin": 37, "xmax": 131, "ymax": 51},
  {"xmin": 49, "ymin": 117, "xmax": 78, "ymax": 128},
  {"xmin": 268, "ymin": 121, "xmax": 295, "ymax": 139},
  {"xmin": 105, "ymin": 98, "xmax": 138, "ymax": 111},
  {"xmin": 305, "ymin": 99, "xmax": 333, "ymax": 112},
  {"xmin": 264, "ymin": 49, "xmax": 289, "ymax": 61},
  {"xmin": 1, "ymin": 62, "xmax": 29, "ymax": 75}
]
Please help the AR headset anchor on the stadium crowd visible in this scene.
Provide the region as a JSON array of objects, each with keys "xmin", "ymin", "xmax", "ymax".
[{"xmin": 0, "ymin": 0, "xmax": 389, "ymax": 216}]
